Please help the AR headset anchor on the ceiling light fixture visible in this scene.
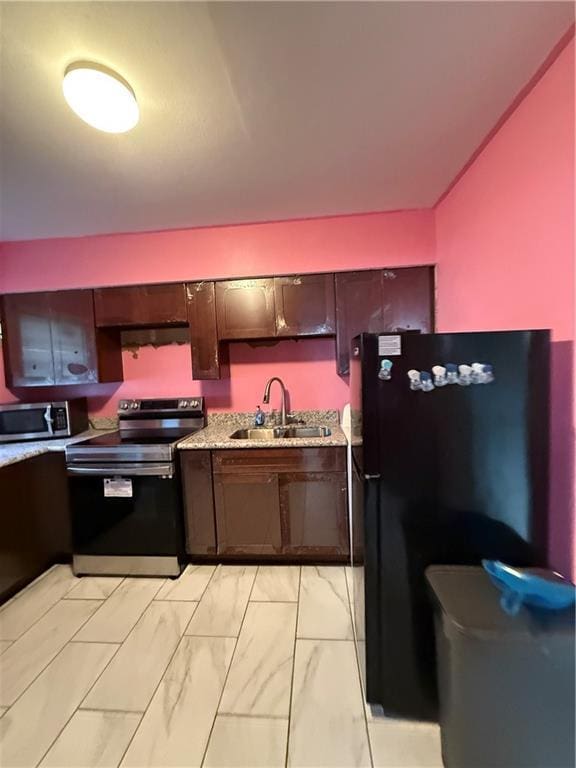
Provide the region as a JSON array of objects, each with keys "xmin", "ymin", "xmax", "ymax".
[{"xmin": 62, "ymin": 62, "xmax": 139, "ymax": 133}]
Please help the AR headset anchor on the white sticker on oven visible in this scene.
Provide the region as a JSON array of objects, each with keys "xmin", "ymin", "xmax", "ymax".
[
  {"xmin": 103, "ymin": 478, "xmax": 133, "ymax": 498},
  {"xmin": 378, "ymin": 335, "xmax": 402, "ymax": 356}
]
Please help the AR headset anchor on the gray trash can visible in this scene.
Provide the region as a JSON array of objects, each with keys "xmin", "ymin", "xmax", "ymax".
[{"xmin": 426, "ymin": 565, "xmax": 575, "ymax": 768}]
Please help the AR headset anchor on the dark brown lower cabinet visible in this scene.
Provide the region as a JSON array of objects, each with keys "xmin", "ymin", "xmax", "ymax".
[
  {"xmin": 279, "ymin": 472, "xmax": 348, "ymax": 556},
  {"xmin": 209, "ymin": 447, "xmax": 349, "ymax": 561},
  {"xmin": 0, "ymin": 452, "xmax": 71, "ymax": 604},
  {"xmin": 180, "ymin": 451, "xmax": 217, "ymax": 556},
  {"xmin": 213, "ymin": 472, "xmax": 282, "ymax": 556}
]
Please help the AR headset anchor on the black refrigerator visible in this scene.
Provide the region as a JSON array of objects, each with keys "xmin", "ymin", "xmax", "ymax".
[{"xmin": 349, "ymin": 330, "xmax": 549, "ymax": 721}]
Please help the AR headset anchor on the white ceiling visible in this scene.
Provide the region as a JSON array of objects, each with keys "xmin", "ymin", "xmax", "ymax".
[{"xmin": 0, "ymin": 1, "xmax": 573, "ymax": 241}]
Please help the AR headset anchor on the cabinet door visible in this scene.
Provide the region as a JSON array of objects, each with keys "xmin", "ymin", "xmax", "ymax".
[
  {"xmin": 94, "ymin": 284, "xmax": 187, "ymax": 327},
  {"xmin": 187, "ymin": 282, "xmax": 225, "ymax": 380},
  {"xmin": 0, "ymin": 452, "xmax": 70, "ymax": 603},
  {"xmin": 1, "ymin": 293, "xmax": 55, "ymax": 386},
  {"xmin": 335, "ymin": 271, "xmax": 383, "ymax": 375},
  {"xmin": 274, "ymin": 274, "xmax": 335, "ymax": 336},
  {"xmin": 181, "ymin": 451, "xmax": 216, "ymax": 555},
  {"xmin": 216, "ymin": 279, "xmax": 276, "ymax": 339},
  {"xmin": 381, "ymin": 267, "xmax": 434, "ymax": 333},
  {"xmin": 213, "ymin": 472, "xmax": 282, "ymax": 555},
  {"xmin": 335, "ymin": 268, "xmax": 435, "ymax": 375},
  {"xmin": 280, "ymin": 471, "xmax": 349, "ymax": 557},
  {"xmin": 50, "ymin": 290, "xmax": 99, "ymax": 385}
]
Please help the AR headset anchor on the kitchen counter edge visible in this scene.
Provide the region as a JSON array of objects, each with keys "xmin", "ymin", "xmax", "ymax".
[
  {"xmin": 0, "ymin": 429, "xmax": 115, "ymax": 470},
  {"xmin": 177, "ymin": 423, "xmax": 348, "ymax": 450}
]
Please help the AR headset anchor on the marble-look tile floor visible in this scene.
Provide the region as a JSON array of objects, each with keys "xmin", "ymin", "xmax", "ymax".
[{"xmin": 0, "ymin": 564, "xmax": 443, "ymax": 768}]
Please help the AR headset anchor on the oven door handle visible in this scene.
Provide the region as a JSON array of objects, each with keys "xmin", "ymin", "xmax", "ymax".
[{"xmin": 66, "ymin": 463, "xmax": 174, "ymax": 478}]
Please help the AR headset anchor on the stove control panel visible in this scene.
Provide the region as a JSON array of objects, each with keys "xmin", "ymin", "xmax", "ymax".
[{"xmin": 118, "ymin": 398, "xmax": 204, "ymax": 414}]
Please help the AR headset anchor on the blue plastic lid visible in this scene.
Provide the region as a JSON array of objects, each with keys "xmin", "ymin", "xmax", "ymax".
[{"xmin": 482, "ymin": 560, "xmax": 576, "ymax": 615}]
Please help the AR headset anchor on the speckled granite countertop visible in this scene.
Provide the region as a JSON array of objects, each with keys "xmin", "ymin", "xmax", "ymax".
[
  {"xmin": 178, "ymin": 410, "xmax": 347, "ymax": 450},
  {"xmin": 0, "ymin": 429, "xmax": 114, "ymax": 469}
]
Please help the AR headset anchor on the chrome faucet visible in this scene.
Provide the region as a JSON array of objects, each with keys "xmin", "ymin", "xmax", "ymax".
[{"xmin": 262, "ymin": 377, "xmax": 288, "ymax": 426}]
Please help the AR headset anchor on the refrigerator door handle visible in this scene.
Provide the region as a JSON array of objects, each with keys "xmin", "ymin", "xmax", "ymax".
[{"xmin": 364, "ymin": 473, "xmax": 381, "ymax": 479}]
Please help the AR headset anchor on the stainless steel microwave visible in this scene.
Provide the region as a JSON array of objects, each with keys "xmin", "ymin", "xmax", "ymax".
[{"xmin": 0, "ymin": 399, "xmax": 89, "ymax": 443}]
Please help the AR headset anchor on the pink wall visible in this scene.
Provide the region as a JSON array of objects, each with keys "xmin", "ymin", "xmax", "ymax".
[
  {"xmin": 0, "ymin": 209, "xmax": 434, "ymax": 291},
  {"xmin": 0, "ymin": 209, "xmax": 435, "ymax": 415},
  {"xmin": 435, "ymin": 39, "xmax": 575, "ymax": 578}
]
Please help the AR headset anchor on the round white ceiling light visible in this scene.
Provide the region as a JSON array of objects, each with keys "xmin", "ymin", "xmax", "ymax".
[{"xmin": 62, "ymin": 62, "xmax": 139, "ymax": 133}]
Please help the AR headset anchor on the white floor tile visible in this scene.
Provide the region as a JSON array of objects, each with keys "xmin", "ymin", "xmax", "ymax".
[
  {"xmin": 74, "ymin": 577, "xmax": 164, "ymax": 643},
  {"xmin": 298, "ymin": 566, "xmax": 353, "ymax": 640},
  {"xmin": 219, "ymin": 602, "xmax": 297, "ymax": 717},
  {"xmin": 155, "ymin": 564, "xmax": 215, "ymax": 601},
  {"xmin": 40, "ymin": 710, "xmax": 142, "ymax": 767},
  {"xmin": 0, "ymin": 640, "xmax": 11, "ymax": 656},
  {"xmin": 288, "ymin": 639, "xmax": 371, "ymax": 767},
  {"xmin": 0, "ymin": 598, "xmax": 102, "ymax": 706},
  {"xmin": 121, "ymin": 635, "xmax": 235, "ymax": 768},
  {"xmin": 82, "ymin": 600, "xmax": 196, "ymax": 712},
  {"xmin": 251, "ymin": 566, "xmax": 300, "ymax": 602},
  {"xmin": 368, "ymin": 720, "xmax": 443, "ymax": 768},
  {"xmin": 204, "ymin": 715, "xmax": 288, "ymax": 768},
  {"xmin": 0, "ymin": 642, "xmax": 118, "ymax": 767},
  {"xmin": 0, "ymin": 565, "xmax": 78, "ymax": 640},
  {"xmin": 185, "ymin": 565, "xmax": 257, "ymax": 637},
  {"xmin": 64, "ymin": 576, "xmax": 124, "ymax": 600},
  {"xmin": 0, "ymin": 706, "xmax": 8, "ymax": 718}
]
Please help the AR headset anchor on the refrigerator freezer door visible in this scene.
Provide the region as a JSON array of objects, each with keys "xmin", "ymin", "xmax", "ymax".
[{"xmin": 355, "ymin": 330, "xmax": 550, "ymax": 720}]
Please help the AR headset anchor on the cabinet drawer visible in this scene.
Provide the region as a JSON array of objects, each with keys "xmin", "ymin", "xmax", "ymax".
[{"xmin": 212, "ymin": 447, "xmax": 345, "ymax": 474}]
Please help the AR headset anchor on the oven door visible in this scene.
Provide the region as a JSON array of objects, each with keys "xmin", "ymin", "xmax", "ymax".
[{"xmin": 67, "ymin": 463, "xmax": 185, "ymax": 564}]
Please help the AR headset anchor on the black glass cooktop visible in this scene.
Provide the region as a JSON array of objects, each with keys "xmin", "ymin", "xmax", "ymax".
[{"xmin": 77, "ymin": 430, "xmax": 199, "ymax": 448}]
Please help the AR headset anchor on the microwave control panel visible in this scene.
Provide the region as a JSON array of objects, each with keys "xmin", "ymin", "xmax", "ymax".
[{"xmin": 54, "ymin": 407, "xmax": 68, "ymax": 430}]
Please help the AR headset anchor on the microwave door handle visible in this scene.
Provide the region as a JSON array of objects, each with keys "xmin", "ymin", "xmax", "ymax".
[{"xmin": 44, "ymin": 405, "xmax": 54, "ymax": 435}]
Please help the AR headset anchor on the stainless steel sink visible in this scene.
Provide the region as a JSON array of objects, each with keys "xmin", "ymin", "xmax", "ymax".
[
  {"xmin": 229, "ymin": 425, "xmax": 332, "ymax": 440},
  {"xmin": 282, "ymin": 426, "xmax": 332, "ymax": 438},
  {"xmin": 229, "ymin": 428, "xmax": 285, "ymax": 440}
]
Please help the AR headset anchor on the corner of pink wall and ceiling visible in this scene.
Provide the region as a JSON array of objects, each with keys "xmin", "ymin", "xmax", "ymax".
[{"xmin": 435, "ymin": 36, "xmax": 575, "ymax": 579}]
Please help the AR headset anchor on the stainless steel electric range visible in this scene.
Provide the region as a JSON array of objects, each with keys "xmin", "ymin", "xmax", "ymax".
[{"xmin": 65, "ymin": 397, "xmax": 206, "ymax": 577}]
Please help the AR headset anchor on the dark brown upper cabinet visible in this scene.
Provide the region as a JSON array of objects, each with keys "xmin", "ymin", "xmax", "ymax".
[
  {"xmin": 1, "ymin": 290, "xmax": 123, "ymax": 387},
  {"xmin": 335, "ymin": 266, "xmax": 434, "ymax": 375},
  {"xmin": 335, "ymin": 270, "xmax": 386, "ymax": 376},
  {"xmin": 216, "ymin": 278, "xmax": 276, "ymax": 340},
  {"xmin": 1, "ymin": 292, "xmax": 54, "ymax": 387},
  {"xmin": 380, "ymin": 267, "xmax": 434, "ymax": 334},
  {"xmin": 186, "ymin": 282, "xmax": 226, "ymax": 380},
  {"xmin": 94, "ymin": 283, "xmax": 187, "ymax": 328},
  {"xmin": 274, "ymin": 274, "xmax": 335, "ymax": 337}
]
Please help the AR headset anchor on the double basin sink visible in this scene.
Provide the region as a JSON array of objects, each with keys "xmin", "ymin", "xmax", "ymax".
[{"xmin": 229, "ymin": 425, "xmax": 332, "ymax": 440}]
